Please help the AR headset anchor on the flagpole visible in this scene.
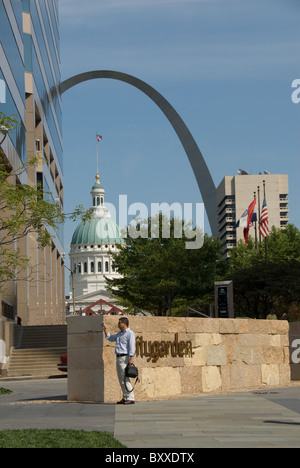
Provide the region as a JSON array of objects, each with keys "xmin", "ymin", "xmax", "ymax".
[
  {"xmin": 254, "ymin": 191, "xmax": 258, "ymax": 249},
  {"xmin": 257, "ymin": 186, "xmax": 262, "ymax": 244},
  {"xmin": 263, "ymin": 180, "xmax": 268, "ymax": 265},
  {"xmin": 96, "ymin": 133, "xmax": 99, "ymax": 175}
]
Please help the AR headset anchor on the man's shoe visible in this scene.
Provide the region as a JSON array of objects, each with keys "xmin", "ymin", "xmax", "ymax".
[
  {"xmin": 117, "ymin": 399, "xmax": 125, "ymax": 404},
  {"xmin": 124, "ymin": 400, "xmax": 135, "ymax": 405}
]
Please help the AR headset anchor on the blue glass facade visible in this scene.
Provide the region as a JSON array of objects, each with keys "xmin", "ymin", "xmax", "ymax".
[
  {"xmin": 0, "ymin": 0, "xmax": 63, "ymax": 242},
  {"xmin": 0, "ymin": 0, "xmax": 65, "ymax": 326},
  {"xmin": 0, "ymin": 0, "xmax": 26, "ymax": 162},
  {"xmin": 0, "ymin": 0, "xmax": 62, "ymax": 168},
  {"xmin": 23, "ymin": 0, "xmax": 63, "ymax": 170}
]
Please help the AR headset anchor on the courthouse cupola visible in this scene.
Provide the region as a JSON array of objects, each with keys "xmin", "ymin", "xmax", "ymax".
[{"xmin": 68, "ymin": 174, "xmax": 124, "ymax": 307}]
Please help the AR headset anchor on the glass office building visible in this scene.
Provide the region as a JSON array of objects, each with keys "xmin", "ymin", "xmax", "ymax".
[
  {"xmin": 0, "ymin": 0, "xmax": 65, "ymax": 325},
  {"xmin": 0, "ymin": 0, "xmax": 26, "ymax": 165}
]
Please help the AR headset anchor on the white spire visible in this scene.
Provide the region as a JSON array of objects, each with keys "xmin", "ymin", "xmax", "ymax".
[{"xmin": 91, "ymin": 175, "xmax": 110, "ymax": 219}]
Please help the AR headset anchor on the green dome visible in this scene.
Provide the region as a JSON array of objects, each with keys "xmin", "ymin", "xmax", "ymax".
[
  {"xmin": 71, "ymin": 216, "xmax": 125, "ymax": 245},
  {"xmin": 91, "ymin": 181, "xmax": 105, "ymax": 192}
]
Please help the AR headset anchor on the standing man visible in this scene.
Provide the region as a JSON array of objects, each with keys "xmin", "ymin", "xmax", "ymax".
[
  {"xmin": 266, "ymin": 309, "xmax": 278, "ymax": 321},
  {"xmin": 102, "ymin": 317, "xmax": 136, "ymax": 405}
]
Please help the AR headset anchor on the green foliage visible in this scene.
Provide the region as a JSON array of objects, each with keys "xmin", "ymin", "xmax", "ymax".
[
  {"xmin": 227, "ymin": 225, "xmax": 300, "ymax": 319},
  {"xmin": 0, "ymin": 113, "xmax": 19, "ymax": 145},
  {"xmin": 0, "ymin": 429, "xmax": 125, "ymax": 448},
  {"xmin": 106, "ymin": 213, "xmax": 300, "ymax": 319},
  {"xmin": 0, "ymin": 387, "xmax": 12, "ymax": 395},
  {"xmin": 0, "ymin": 113, "xmax": 92, "ymax": 292},
  {"xmin": 106, "ymin": 214, "xmax": 225, "ymax": 316}
]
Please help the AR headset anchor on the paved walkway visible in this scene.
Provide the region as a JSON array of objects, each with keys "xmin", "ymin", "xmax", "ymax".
[{"xmin": 0, "ymin": 377, "xmax": 300, "ymax": 448}]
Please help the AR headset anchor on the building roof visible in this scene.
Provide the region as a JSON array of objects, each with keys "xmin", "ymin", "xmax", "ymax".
[
  {"xmin": 71, "ymin": 175, "xmax": 125, "ymax": 246},
  {"xmin": 71, "ymin": 216, "xmax": 124, "ymax": 245}
]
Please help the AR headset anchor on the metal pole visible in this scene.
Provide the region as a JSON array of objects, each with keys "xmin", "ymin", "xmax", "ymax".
[
  {"xmin": 254, "ymin": 191, "xmax": 258, "ymax": 249},
  {"xmin": 257, "ymin": 186, "xmax": 261, "ymax": 244},
  {"xmin": 71, "ymin": 270, "xmax": 76, "ymax": 314}
]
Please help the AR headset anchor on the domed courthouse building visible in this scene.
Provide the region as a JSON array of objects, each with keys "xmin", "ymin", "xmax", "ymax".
[{"xmin": 68, "ymin": 175, "xmax": 125, "ymax": 315}]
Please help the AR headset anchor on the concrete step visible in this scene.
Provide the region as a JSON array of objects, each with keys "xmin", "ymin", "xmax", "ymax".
[
  {"xmin": 18, "ymin": 325, "xmax": 67, "ymax": 349},
  {"xmin": 7, "ymin": 348, "xmax": 66, "ymax": 377}
]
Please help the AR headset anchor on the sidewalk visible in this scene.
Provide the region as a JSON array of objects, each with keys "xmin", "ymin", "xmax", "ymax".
[
  {"xmin": 0, "ymin": 378, "xmax": 300, "ymax": 448},
  {"xmin": 115, "ymin": 388, "xmax": 300, "ymax": 448}
]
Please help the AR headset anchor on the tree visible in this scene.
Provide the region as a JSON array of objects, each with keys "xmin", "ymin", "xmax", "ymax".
[
  {"xmin": 0, "ymin": 112, "xmax": 18, "ymax": 145},
  {"xmin": 267, "ymin": 224, "xmax": 300, "ymax": 263},
  {"xmin": 228, "ymin": 225, "xmax": 300, "ymax": 275},
  {"xmin": 106, "ymin": 214, "xmax": 225, "ymax": 316},
  {"xmin": 0, "ymin": 113, "xmax": 91, "ymax": 292},
  {"xmin": 230, "ymin": 260, "xmax": 300, "ymax": 319},
  {"xmin": 227, "ymin": 225, "xmax": 300, "ymax": 319}
]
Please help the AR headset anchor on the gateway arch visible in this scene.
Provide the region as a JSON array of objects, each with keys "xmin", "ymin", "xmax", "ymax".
[{"xmin": 61, "ymin": 70, "xmax": 218, "ymax": 237}]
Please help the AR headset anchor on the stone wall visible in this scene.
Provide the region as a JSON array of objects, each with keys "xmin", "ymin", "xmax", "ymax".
[{"xmin": 67, "ymin": 316, "xmax": 291, "ymax": 403}]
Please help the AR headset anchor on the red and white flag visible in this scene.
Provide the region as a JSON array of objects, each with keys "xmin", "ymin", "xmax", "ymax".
[
  {"xmin": 243, "ymin": 198, "xmax": 257, "ymax": 245},
  {"xmin": 96, "ymin": 134, "xmax": 103, "ymax": 142},
  {"xmin": 259, "ymin": 197, "xmax": 269, "ymax": 238}
]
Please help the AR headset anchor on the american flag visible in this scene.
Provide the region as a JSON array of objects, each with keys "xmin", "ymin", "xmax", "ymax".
[
  {"xmin": 259, "ymin": 197, "xmax": 269, "ymax": 238},
  {"xmin": 96, "ymin": 134, "xmax": 103, "ymax": 142}
]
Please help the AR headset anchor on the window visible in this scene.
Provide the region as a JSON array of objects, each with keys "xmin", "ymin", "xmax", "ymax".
[
  {"xmin": 105, "ymin": 261, "xmax": 109, "ymax": 272},
  {"xmin": 98, "ymin": 261, "xmax": 102, "ymax": 272},
  {"xmin": 91, "ymin": 262, "xmax": 94, "ymax": 273},
  {"xmin": 84, "ymin": 262, "xmax": 88, "ymax": 273}
]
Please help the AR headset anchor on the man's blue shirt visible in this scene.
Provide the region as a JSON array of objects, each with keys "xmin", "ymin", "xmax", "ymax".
[{"xmin": 106, "ymin": 328, "xmax": 136, "ymax": 356}]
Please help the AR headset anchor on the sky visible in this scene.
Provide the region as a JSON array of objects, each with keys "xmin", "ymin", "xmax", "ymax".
[{"xmin": 59, "ymin": 0, "xmax": 300, "ymax": 286}]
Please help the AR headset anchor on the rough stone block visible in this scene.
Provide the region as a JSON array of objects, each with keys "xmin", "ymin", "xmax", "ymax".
[
  {"xmin": 194, "ymin": 333, "xmax": 222, "ymax": 347},
  {"xmin": 230, "ymin": 364, "xmax": 246, "ymax": 390},
  {"xmin": 261, "ymin": 364, "xmax": 280, "ymax": 386},
  {"xmin": 68, "ymin": 347, "xmax": 103, "ymax": 371},
  {"xmin": 231, "ymin": 346, "xmax": 263, "ymax": 366},
  {"xmin": 239, "ymin": 334, "xmax": 261, "ymax": 347},
  {"xmin": 268, "ymin": 321, "xmax": 289, "ymax": 335},
  {"xmin": 186, "ymin": 318, "xmax": 205, "ymax": 333},
  {"xmin": 206, "ymin": 345, "xmax": 227, "ymax": 366},
  {"xmin": 141, "ymin": 367, "xmax": 181, "ymax": 399},
  {"xmin": 180, "ymin": 366, "xmax": 203, "ymax": 394},
  {"xmin": 263, "ymin": 346, "xmax": 285, "ymax": 365},
  {"xmin": 247, "ymin": 320, "xmax": 270, "ymax": 334},
  {"xmin": 201, "ymin": 318, "xmax": 220, "ymax": 334},
  {"xmin": 68, "ymin": 315, "xmax": 103, "ymax": 334},
  {"xmin": 202, "ymin": 366, "xmax": 222, "ymax": 393},
  {"xmin": 168, "ymin": 317, "xmax": 186, "ymax": 333},
  {"xmin": 220, "ymin": 365, "xmax": 231, "ymax": 391},
  {"xmin": 68, "ymin": 331, "xmax": 102, "ymax": 349},
  {"xmin": 279, "ymin": 364, "xmax": 291, "ymax": 386},
  {"xmin": 269, "ymin": 335, "xmax": 281, "ymax": 347},
  {"xmin": 219, "ymin": 319, "xmax": 248, "ymax": 335},
  {"xmin": 184, "ymin": 347, "xmax": 207, "ymax": 367},
  {"xmin": 68, "ymin": 369, "xmax": 104, "ymax": 402}
]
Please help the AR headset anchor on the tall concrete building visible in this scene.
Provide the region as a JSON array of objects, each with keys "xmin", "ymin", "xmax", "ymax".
[
  {"xmin": 0, "ymin": 0, "xmax": 65, "ymax": 326},
  {"xmin": 217, "ymin": 173, "xmax": 289, "ymax": 257}
]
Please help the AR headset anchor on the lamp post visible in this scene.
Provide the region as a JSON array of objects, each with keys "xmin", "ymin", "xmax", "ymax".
[{"xmin": 62, "ymin": 251, "xmax": 79, "ymax": 315}]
